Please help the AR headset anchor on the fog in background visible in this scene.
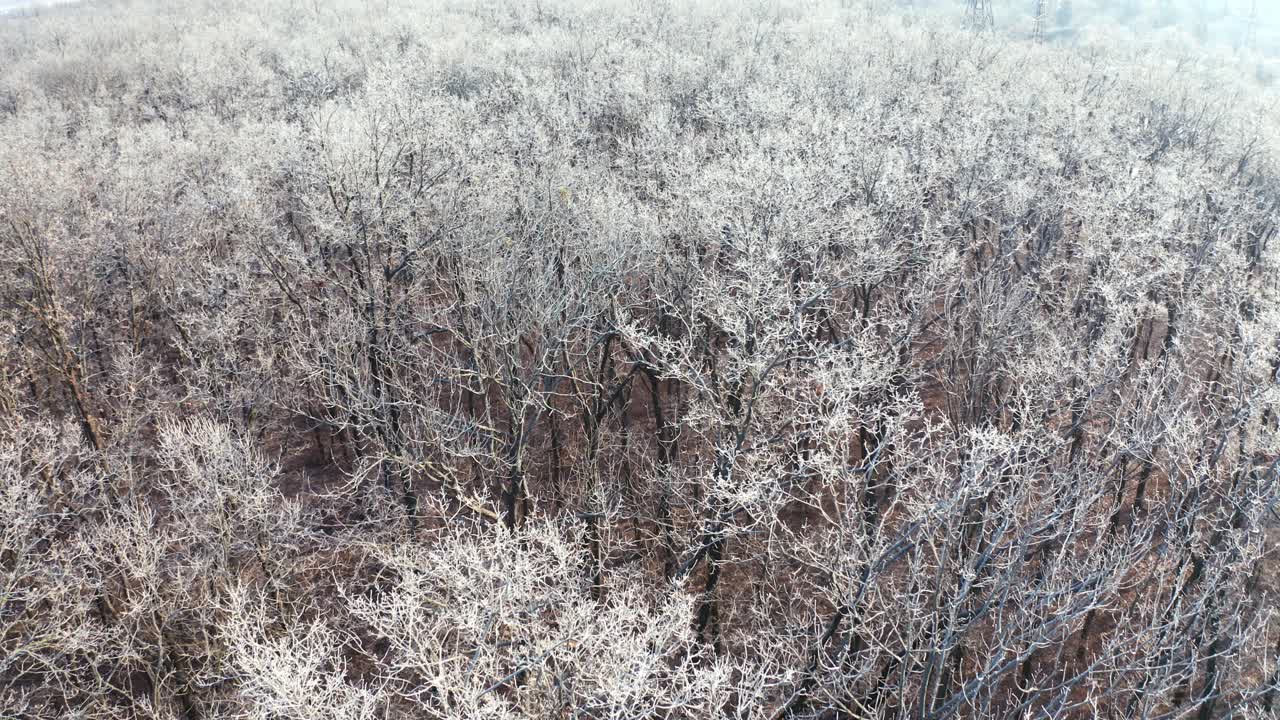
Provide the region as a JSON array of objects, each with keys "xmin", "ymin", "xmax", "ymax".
[
  {"xmin": 9, "ymin": 0, "xmax": 1277, "ymax": 61},
  {"xmin": 1, "ymin": 0, "xmax": 1277, "ymax": 53},
  {"xmin": 0, "ymin": 0, "xmax": 77, "ymax": 15},
  {"xmin": 985, "ymin": 0, "xmax": 1280, "ymax": 56}
]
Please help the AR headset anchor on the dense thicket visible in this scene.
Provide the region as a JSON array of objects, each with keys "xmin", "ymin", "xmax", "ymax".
[{"xmin": 2, "ymin": 1, "xmax": 1280, "ymax": 718}]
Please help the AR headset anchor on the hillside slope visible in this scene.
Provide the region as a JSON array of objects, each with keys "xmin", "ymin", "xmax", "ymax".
[{"xmin": 1, "ymin": 1, "xmax": 1279, "ymax": 718}]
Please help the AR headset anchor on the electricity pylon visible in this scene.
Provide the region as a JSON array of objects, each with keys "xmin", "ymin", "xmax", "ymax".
[
  {"xmin": 965, "ymin": 0, "xmax": 994, "ymax": 32},
  {"xmin": 1033, "ymin": 0, "xmax": 1048, "ymax": 42},
  {"xmin": 1246, "ymin": 0, "xmax": 1259, "ymax": 52}
]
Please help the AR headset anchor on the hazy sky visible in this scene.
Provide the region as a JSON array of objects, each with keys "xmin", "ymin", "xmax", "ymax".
[
  {"xmin": 2, "ymin": 0, "xmax": 1279, "ymax": 56},
  {"xmin": 0, "ymin": 0, "xmax": 77, "ymax": 12}
]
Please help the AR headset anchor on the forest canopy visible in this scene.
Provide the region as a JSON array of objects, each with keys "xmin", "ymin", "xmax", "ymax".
[{"xmin": 1, "ymin": 0, "xmax": 1279, "ymax": 718}]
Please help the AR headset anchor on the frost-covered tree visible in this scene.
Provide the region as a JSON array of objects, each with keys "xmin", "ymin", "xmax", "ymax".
[{"xmin": 0, "ymin": 0, "xmax": 1278, "ymax": 717}]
